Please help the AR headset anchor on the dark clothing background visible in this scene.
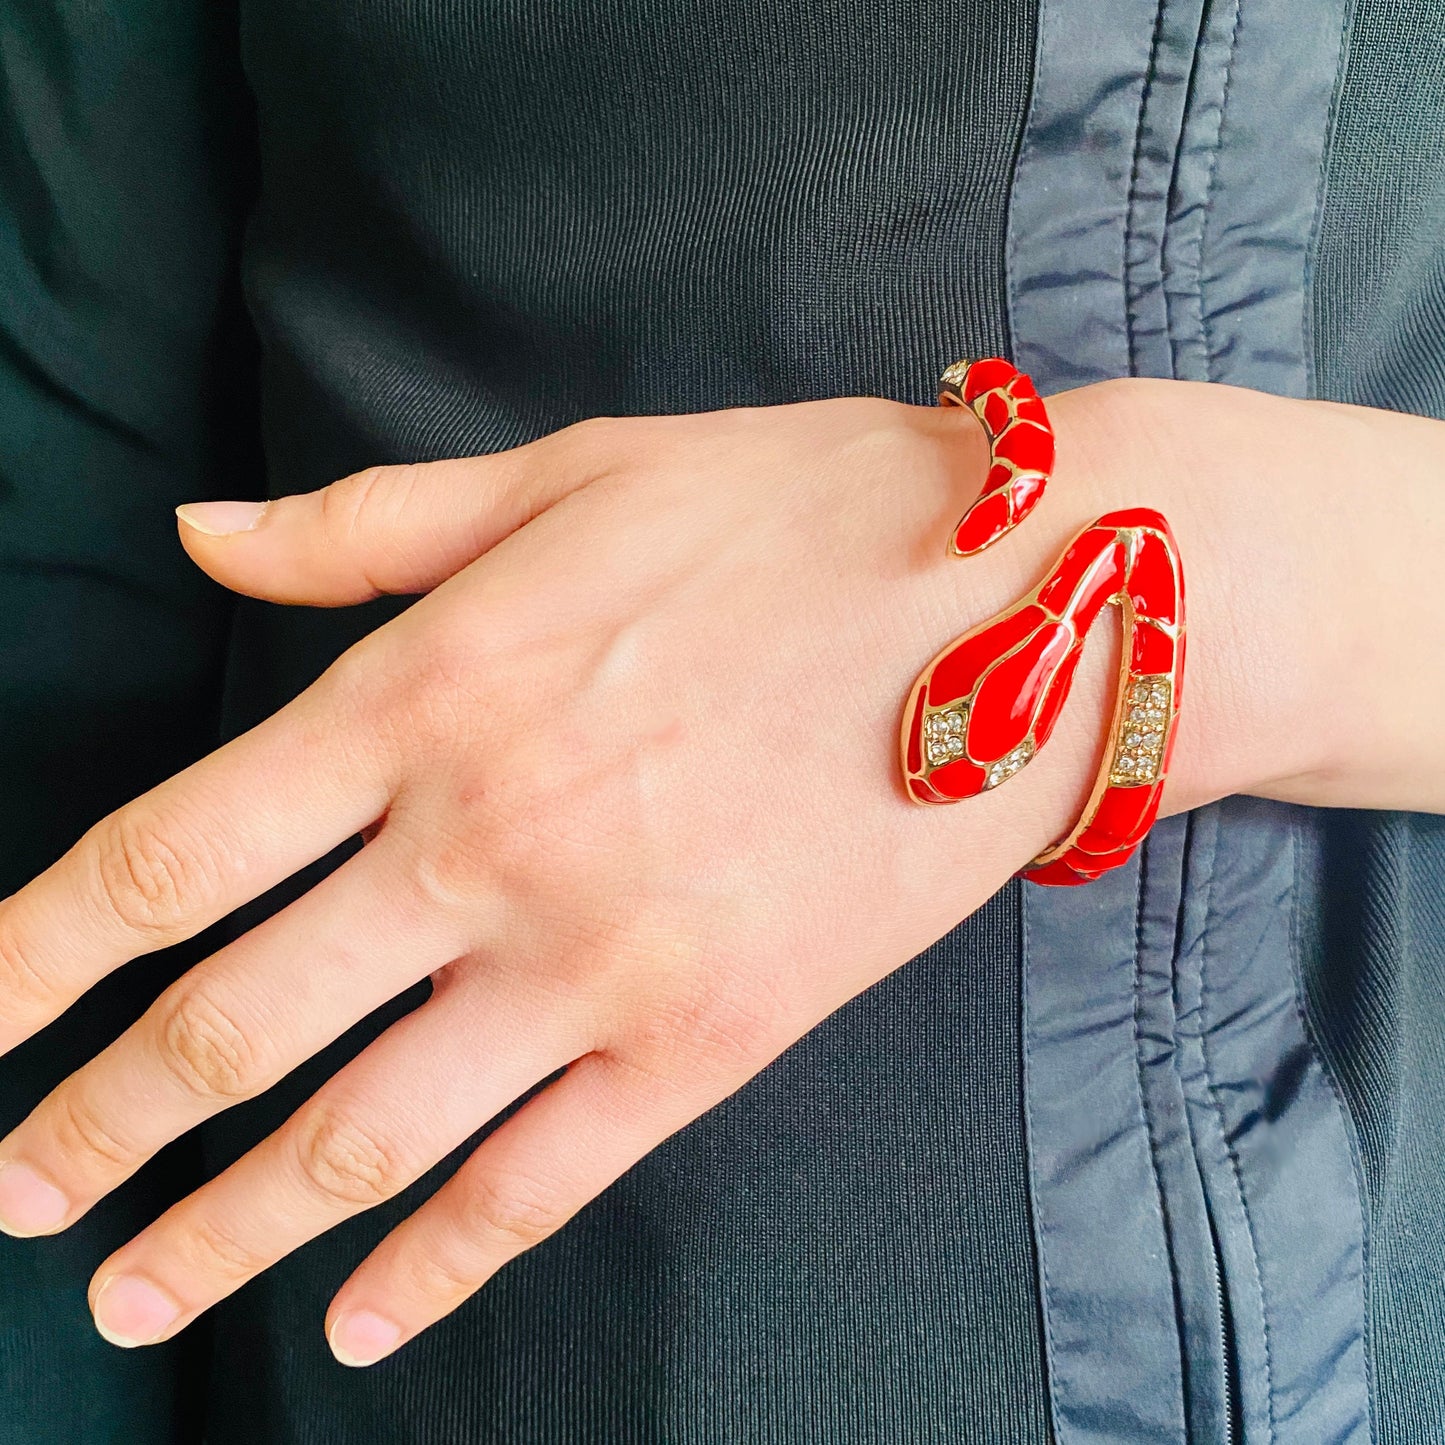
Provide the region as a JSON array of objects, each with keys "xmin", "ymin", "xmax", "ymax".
[{"xmin": 1, "ymin": 0, "xmax": 1443, "ymax": 1441}]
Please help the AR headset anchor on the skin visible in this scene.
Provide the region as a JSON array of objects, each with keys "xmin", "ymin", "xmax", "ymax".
[{"xmin": 0, "ymin": 377, "xmax": 1440, "ymax": 1366}]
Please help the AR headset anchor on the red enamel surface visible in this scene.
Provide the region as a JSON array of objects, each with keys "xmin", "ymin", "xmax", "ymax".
[
  {"xmin": 1008, "ymin": 470, "xmax": 1047, "ymax": 523},
  {"xmin": 962, "ymin": 357, "xmax": 1017, "ymax": 403},
  {"xmin": 1061, "ymin": 841, "xmax": 1140, "ymax": 874},
  {"xmin": 1030, "ymin": 641, "xmax": 1083, "ymax": 748},
  {"xmin": 983, "ymin": 461, "xmax": 1014, "ymax": 495},
  {"xmin": 953, "ymin": 489, "xmax": 1011, "ymax": 555},
  {"xmin": 1072, "ymin": 545, "xmax": 1129, "ymax": 627},
  {"xmin": 1097, "ymin": 506, "xmax": 1169, "ymax": 532},
  {"xmin": 910, "ymin": 359, "xmax": 1182, "ymax": 884},
  {"xmin": 982, "ymin": 390, "xmax": 1011, "ymax": 435},
  {"xmin": 1013, "ymin": 395, "xmax": 1048, "ymax": 426},
  {"xmin": 926, "ymin": 604, "xmax": 1045, "ymax": 707},
  {"xmin": 1130, "ymin": 622, "xmax": 1175, "ymax": 674},
  {"xmin": 1036, "ymin": 529, "xmax": 1124, "ymax": 616},
  {"xmin": 1074, "ymin": 781, "xmax": 1163, "ymax": 855},
  {"xmin": 926, "ymin": 757, "xmax": 989, "ymax": 800},
  {"xmin": 946, "ymin": 360, "xmax": 1056, "ymax": 553},
  {"xmin": 993, "ymin": 421, "xmax": 1055, "ymax": 474},
  {"xmin": 1024, "ymin": 858, "xmax": 1093, "ymax": 887},
  {"xmin": 967, "ymin": 621, "xmax": 1073, "ymax": 762},
  {"xmin": 1127, "ymin": 530, "xmax": 1179, "ymax": 625},
  {"xmin": 905, "ymin": 690, "xmax": 925, "ymax": 776}
]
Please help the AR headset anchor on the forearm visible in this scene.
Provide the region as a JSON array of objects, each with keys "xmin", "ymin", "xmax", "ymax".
[{"xmin": 1298, "ymin": 400, "xmax": 1445, "ymax": 813}]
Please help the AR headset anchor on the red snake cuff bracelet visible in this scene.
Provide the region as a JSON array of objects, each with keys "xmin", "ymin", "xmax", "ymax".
[{"xmin": 899, "ymin": 358, "xmax": 1186, "ymax": 888}]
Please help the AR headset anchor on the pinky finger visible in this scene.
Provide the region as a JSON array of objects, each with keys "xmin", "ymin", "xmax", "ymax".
[{"xmin": 323, "ymin": 1051, "xmax": 688, "ymax": 1367}]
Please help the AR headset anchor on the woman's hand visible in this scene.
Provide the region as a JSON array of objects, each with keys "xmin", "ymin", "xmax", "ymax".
[{"xmin": 0, "ymin": 379, "xmax": 1434, "ymax": 1365}]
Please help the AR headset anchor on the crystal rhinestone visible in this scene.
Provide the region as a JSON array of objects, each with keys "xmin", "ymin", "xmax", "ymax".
[
  {"xmin": 947, "ymin": 735, "xmax": 964, "ymax": 755},
  {"xmin": 1125, "ymin": 732, "xmax": 1141, "ymax": 747},
  {"xmin": 946, "ymin": 711, "xmax": 964, "ymax": 733},
  {"xmin": 1132, "ymin": 683, "xmax": 1152, "ymax": 703},
  {"xmin": 1144, "ymin": 729, "xmax": 1161, "ymax": 745},
  {"xmin": 1117, "ymin": 756, "xmax": 1135, "ymax": 772},
  {"xmin": 928, "ymin": 715, "xmax": 946, "ymax": 735}
]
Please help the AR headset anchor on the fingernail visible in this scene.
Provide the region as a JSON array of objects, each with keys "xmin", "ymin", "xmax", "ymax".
[
  {"xmin": 0, "ymin": 1161, "xmax": 71, "ymax": 1237},
  {"xmin": 328, "ymin": 1309, "xmax": 402, "ymax": 1367},
  {"xmin": 92, "ymin": 1274, "xmax": 183, "ymax": 1347},
  {"xmin": 175, "ymin": 500, "xmax": 267, "ymax": 536}
]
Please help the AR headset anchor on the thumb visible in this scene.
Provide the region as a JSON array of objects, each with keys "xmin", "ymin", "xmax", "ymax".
[{"xmin": 174, "ymin": 421, "xmax": 614, "ymax": 605}]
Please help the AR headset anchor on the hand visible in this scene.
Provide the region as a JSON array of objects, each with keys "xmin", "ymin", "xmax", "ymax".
[{"xmin": 0, "ymin": 379, "xmax": 1430, "ymax": 1365}]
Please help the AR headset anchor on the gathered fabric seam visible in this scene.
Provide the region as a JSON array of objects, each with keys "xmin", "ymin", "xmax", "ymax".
[
  {"xmin": 1196, "ymin": 0, "xmax": 1244, "ymax": 382},
  {"xmin": 1196, "ymin": 805, "xmax": 1278, "ymax": 1438},
  {"xmin": 1131, "ymin": 836, "xmax": 1193, "ymax": 1440},
  {"xmin": 1123, "ymin": 0, "xmax": 1169, "ymax": 377},
  {"xmin": 1019, "ymin": 882, "xmax": 1065, "ymax": 1445}
]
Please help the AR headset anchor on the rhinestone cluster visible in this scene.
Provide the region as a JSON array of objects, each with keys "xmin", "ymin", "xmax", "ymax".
[
  {"xmin": 939, "ymin": 359, "xmax": 971, "ymax": 390},
  {"xmin": 985, "ymin": 738, "xmax": 1035, "ymax": 790},
  {"xmin": 924, "ymin": 704, "xmax": 970, "ymax": 768},
  {"xmin": 1111, "ymin": 675, "xmax": 1171, "ymax": 785}
]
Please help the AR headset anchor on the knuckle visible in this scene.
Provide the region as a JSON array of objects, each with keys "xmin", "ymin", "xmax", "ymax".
[
  {"xmin": 317, "ymin": 628, "xmax": 395, "ymax": 727},
  {"xmin": 50, "ymin": 1088, "xmax": 134, "ymax": 1172},
  {"xmin": 407, "ymin": 1249, "xmax": 481, "ymax": 1308},
  {"xmin": 0, "ymin": 926, "xmax": 63, "ymax": 1019},
  {"xmin": 90, "ymin": 810, "xmax": 213, "ymax": 939},
  {"xmin": 183, "ymin": 1213, "xmax": 269, "ymax": 1281},
  {"xmin": 462, "ymin": 1169, "xmax": 566, "ymax": 1252},
  {"xmin": 561, "ymin": 413, "xmax": 623, "ymax": 452},
  {"xmin": 294, "ymin": 1108, "xmax": 408, "ymax": 1208},
  {"xmin": 157, "ymin": 987, "xmax": 263, "ymax": 1102},
  {"xmin": 320, "ymin": 464, "xmax": 428, "ymax": 598},
  {"xmin": 321, "ymin": 465, "xmax": 391, "ymax": 542},
  {"xmin": 409, "ymin": 837, "xmax": 489, "ymax": 913}
]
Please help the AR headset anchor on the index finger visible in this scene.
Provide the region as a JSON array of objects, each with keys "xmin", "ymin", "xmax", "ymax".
[{"xmin": 0, "ymin": 659, "xmax": 393, "ymax": 1053}]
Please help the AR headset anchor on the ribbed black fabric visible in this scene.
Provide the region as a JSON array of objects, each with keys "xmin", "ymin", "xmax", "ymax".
[
  {"xmin": 1312, "ymin": 0, "xmax": 1445, "ymax": 419},
  {"xmin": 1307, "ymin": 6, "xmax": 1445, "ymax": 1441}
]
